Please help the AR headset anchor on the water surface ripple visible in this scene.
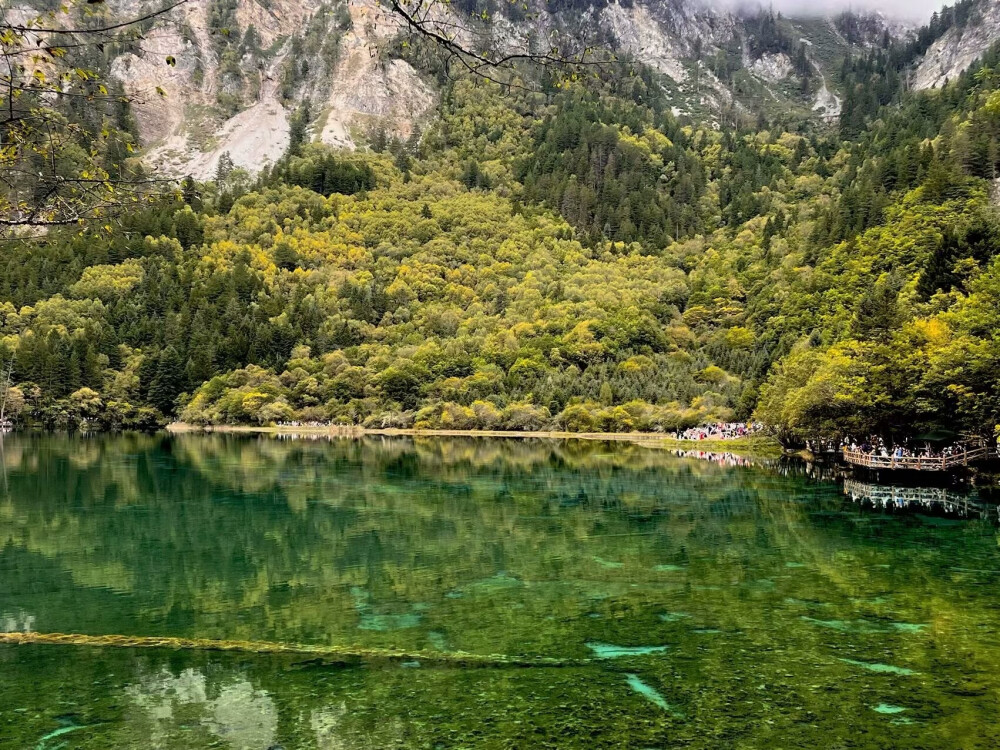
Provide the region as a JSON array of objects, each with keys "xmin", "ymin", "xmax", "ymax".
[{"xmin": 0, "ymin": 434, "xmax": 997, "ymax": 748}]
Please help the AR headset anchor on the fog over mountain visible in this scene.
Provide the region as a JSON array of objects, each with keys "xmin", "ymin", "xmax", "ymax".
[{"xmin": 727, "ymin": 0, "xmax": 947, "ymax": 21}]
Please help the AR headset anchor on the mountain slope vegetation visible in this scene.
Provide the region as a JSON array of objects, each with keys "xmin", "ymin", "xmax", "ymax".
[{"xmin": 3, "ymin": 2, "xmax": 1000, "ymax": 443}]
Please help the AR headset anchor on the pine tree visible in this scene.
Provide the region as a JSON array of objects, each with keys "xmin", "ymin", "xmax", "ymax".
[
  {"xmin": 288, "ymin": 99, "xmax": 312, "ymax": 156},
  {"xmin": 181, "ymin": 176, "xmax": 201, "ymax": 209},
  {"xmin": 599, "ymin": 382, "xmax": 613, "ymax": 406},
  {"xmin": 148, "ymin": 346, "xmax": 185, "ymax": 415},
  {"xmin": 215, "ymin": 152, "xmax": 235, "ymax": 183}
]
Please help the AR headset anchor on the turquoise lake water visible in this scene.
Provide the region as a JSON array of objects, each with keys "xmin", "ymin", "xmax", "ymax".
[{"xmin": 1, "ymin": 433, "xmax": 998, "ymax": 748}]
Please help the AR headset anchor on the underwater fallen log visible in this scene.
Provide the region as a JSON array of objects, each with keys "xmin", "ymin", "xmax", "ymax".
[{"xmin": 0, "ymin": 631, "xmax": 587, "ymax": 668}]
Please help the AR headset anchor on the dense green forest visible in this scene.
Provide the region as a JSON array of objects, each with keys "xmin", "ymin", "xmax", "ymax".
[{"xmin": 3, "ymin": 7, "xmax": 1000, "ymax": 444}]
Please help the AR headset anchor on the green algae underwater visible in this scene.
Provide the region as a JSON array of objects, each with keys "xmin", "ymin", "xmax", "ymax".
[{"xmin": 1, "ymin": 434, "xmax": 999, "ymax": 748}]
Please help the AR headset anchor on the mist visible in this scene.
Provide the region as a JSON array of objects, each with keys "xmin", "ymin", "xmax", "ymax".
[{"xmin": 722, "ymin": 0, "xmax": 948, "ymax": 22}]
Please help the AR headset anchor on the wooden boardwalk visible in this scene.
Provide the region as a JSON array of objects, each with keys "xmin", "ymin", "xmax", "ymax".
[{"xmin": 842, "ymin": 445, "xmax": 994, "ymax": 471}]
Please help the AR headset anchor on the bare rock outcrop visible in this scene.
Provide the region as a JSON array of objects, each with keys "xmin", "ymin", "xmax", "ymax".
[{"xmin": 913, "ymin": 7, "xmax": 1000, "ymax": 90}]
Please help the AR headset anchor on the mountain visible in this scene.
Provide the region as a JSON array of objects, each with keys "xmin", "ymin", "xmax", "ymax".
[
  {"xmin": 914, "ymin": 0, "xmax": 1000, "ymax": 87},
  {"xmin": 5, "ymin": 0, "xmax": 1000, "ymax": 443},
  {"xmin": 110, "ymin": 0, "xmax": 434, "ymax": 178},
  {"xmin": 105, "ymin": 0, "xmax": 922, "ymax": 179}
]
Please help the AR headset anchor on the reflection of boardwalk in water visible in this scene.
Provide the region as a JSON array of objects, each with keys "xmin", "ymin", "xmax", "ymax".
[{"xmin": 843, "ymin": 479, "xmax": 997, "ymax": 520}]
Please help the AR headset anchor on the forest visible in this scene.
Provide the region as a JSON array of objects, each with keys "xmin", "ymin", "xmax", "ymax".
[{"xmin": 3, "ymin": 4, "xmax": 1000, "ymax": 445}]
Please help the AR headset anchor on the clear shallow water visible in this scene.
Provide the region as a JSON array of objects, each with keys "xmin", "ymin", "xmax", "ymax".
[{"xmin": 0, "ymin": 434, "xmax": 999, "ymax": 748}]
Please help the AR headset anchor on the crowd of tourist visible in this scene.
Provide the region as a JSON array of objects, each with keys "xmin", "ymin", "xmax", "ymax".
[
  {"xmin": 843, "ymin": 436, "xmax": 969, "ymax": 460},
  {"xmin": 804, "ymin": 438, "xmax": 841, "ymax": 453},
  {"xmin": 668, "ymin": 422, "xmax": 763, "ymax": 441}
]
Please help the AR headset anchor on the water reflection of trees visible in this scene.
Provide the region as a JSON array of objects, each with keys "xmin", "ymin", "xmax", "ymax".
[
  {"xmin": 2, "ymin": 435, "xmax": 847, "ymax": 643},
  {"xmin": 0, "ymin": 435, "xmax": 992, "ymax": 642},
  {"xmin": 2, "ymin": 434, "xmax": 1000, "ymax": 748}
]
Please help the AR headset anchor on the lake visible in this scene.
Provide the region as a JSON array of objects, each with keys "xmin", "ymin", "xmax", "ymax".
[{"xmin": 1, "ymin": 433, "xmax": 998, "ymax": 748}]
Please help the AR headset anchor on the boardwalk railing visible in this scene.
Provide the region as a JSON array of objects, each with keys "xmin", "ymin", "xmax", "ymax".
[{"xmin": 842, "ymin": 445, "xmax": 994, "ymax": 471}]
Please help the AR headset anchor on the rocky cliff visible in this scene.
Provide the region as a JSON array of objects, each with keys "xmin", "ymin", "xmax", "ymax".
[
  {"xmin": 108, "ymin": 0, "xmax": 434, "ymax": 179},
  {"xmin": 913, "ymin": 1, "xmax": 1000, "ymax": 88},
  {"xmin": 95, "ymin": 0, "xmax": 1000, "ymax": 178}
]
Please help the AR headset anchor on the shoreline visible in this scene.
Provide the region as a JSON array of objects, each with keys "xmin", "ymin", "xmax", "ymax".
[{"xmin": 165, "ymin": 423, "xmax": 783, "ymax": 454}]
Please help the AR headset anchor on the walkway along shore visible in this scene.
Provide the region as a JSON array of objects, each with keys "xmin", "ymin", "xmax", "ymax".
[{"xmin": 842, "ymin": 445, "xmax": 997, "ymax": 472}]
